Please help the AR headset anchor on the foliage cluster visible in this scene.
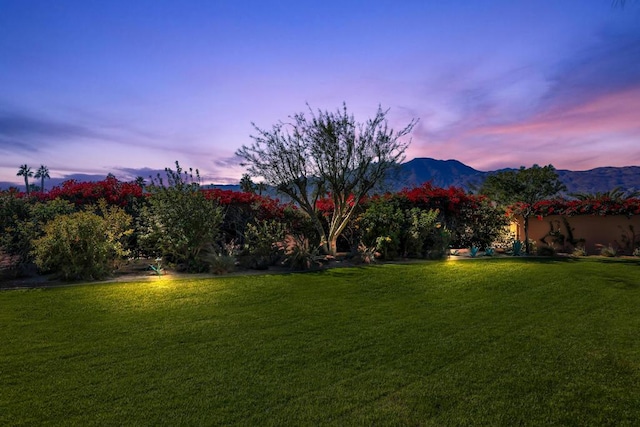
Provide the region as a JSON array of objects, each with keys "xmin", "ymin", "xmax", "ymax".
[
  {"xmin": 138, "ymin": 164, "xmax": 224, "ymax": 272},
  {"xmin": 1, "ymin": 164, "xmax": 514, "ymax": 277},
  {"xmin": 33, "ymin": 203, "xmax": 132, "ymax": 280},
  {"xmin": 510, "ymin": 197, "xmax": 640, "ymax": 218}
]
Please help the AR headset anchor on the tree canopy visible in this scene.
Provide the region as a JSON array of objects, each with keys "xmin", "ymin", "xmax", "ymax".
[
  {"xmin": 236, "ymin": 104, "xmax": 417, "ymax": 255},
  {"xmin": 480, "ymin": 164, "xmax": 566, "ymax": 254}
]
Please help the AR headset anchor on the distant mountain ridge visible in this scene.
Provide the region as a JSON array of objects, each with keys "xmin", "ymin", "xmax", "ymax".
[
  {"xmin": 209, "ymin": 158, "xmax": 640, "ymax": 195},
  {"xmin": 392, "ymin": 158, "xmax": 640, "ymax": 195},
  {"xmin": 2, "ymin": 158, "xmax": 638, "ymax": 196}
]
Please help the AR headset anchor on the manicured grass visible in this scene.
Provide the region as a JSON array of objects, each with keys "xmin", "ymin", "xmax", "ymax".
[{"xmin": 2, "ymin": 258, "xmax": 640, "ymax": 425}]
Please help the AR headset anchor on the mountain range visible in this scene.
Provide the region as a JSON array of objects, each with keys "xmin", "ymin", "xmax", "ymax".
[
  {"xmin": 389, "ymin": 158, "xmax": 640, "ymax": 195},
  {"xmin": 1, "ymin": 158, "xmax": 638, "ymax": 196},
  {"xmin": 228, "ymin": 158, "xmax": 640, "ymax": 196}
]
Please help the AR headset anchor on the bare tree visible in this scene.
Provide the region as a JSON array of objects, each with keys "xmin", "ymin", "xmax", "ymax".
[{"xmin": 236, "ymin": 104, "xmax": 417, "ymax": 255}]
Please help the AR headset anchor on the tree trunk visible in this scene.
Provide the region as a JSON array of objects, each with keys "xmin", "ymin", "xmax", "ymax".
[
  {"xmin": 328, "ymin": 235, "xmax": 338, "ymax": 256},
  {"xmin": 314, "ymin": 221, "xmax": 330, "ymax": 255}
]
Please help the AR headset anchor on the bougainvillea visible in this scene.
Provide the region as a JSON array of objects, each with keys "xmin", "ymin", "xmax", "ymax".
[
  {"xmin": 399, "ymin": 182, "xmax": 483, "ymax": 215},
  {"xmin": 202, "ymin": 189, "xmax": 289, "ymax": 220},
  {"xmin": 509, "ymin": 198, "xmax": 640, "ymax": 219},
  {"xmin": 47, "ymin": 176, "xmax": 145, "ymax": 208}
]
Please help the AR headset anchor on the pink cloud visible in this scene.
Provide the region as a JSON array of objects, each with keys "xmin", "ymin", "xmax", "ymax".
[{"xmin": 410, "ymin": 86, "xmax": 640, "ymax": 171}]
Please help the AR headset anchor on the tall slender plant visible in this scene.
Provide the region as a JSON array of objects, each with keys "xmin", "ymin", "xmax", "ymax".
[
  {"xmin": 34, "ymin": 165, "xmax": 50, "ymax": 193},
  {"xmin": 16, "ymin": 164, "xmax": 33, "ymax": 195}
]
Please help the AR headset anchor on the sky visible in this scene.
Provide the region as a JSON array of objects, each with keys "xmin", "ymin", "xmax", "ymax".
[{"xmin": 1, "ymin": 0, "xmax": 640, "ymax": 189}]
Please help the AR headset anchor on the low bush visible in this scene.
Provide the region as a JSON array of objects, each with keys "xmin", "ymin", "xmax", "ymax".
[
  {"xmin": 537, "ymin": 245, "xmax": 556, "ymax": 256},
  {"xmin": 207, "ymin": 255, "xmax": 237, "ymax": 275},
  {"xmin": 572, "ymin": 246, "xmax": 588, "ymax": 257},
  {"xmin": 32, "ymin": 206, "xmax": 132, "ymax": 280},
  {"xmin": 284, "ymin": 235, "xmax": 325, "ymax": 270},
  {"xmin": 600, "ymin": 245, "xmax": 617, "ymax": 257},
  {"xmin": 238, "ymin": 220, "xmax": 286, "ymax": 269}
]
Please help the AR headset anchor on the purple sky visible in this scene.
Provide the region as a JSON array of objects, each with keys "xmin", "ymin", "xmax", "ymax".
[{"xmin": 1, "ymin": 1, "xmax": 640, "ymax": 188}]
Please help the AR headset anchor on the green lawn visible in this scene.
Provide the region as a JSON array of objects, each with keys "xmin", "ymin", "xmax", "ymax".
[{"xmin": 2, "ymin": 258, "xmax": 640, "ymax": 426}]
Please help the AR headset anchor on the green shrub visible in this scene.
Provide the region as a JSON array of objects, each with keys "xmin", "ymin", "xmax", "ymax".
[
  {"xmin": 139, "ymin": 162, "xmax": 223, "ymax": 272},
  {"xmin": 206, "ymin": 255, "xmax": 237, "ymax": 275},
  {"xmin": 238, "ymin": 220, "xmax": 286, "ymax": 269},
  {"xmin": 427, "ymin": 225, "xmax": 452, "ymax": 259},
  {"xmin": 453, "ymin": 199, "xmax": 510, "ymax": 249},
  {"xmin": 404, "ymin": 208, "xmax": 439, "ymax": 257},
  {"xmin": 600, "ymin": 245, "xmax": 617, "ymax": 257},
  {"xmin": 32, "ymin": 207, "xmax": 132, "ymax": 280},
  {"xmin": 537, "ymin": 245, "xmax": 556, "ymax": 256},
  {"xmin": 572, "ymin": 246, "xmax": 588, "ymax": 257},
  {"xmin": 358, "ymin": 199, "xmax": 403, "ymax": 259},
  {"xmin": 358, "ymin": 198, "xmax": 441, "ymax": 259},
  {"xmin": 1, "ymin": 197, "xmax": 76, "ymax": 273}
]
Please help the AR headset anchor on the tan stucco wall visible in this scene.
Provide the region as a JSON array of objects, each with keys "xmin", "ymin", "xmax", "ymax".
[{"xmin": 514, "ymin": 215, "xmax": 640, "ymax": 255}]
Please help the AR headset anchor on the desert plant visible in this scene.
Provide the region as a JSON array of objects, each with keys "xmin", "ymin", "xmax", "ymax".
[
  {"xmin": 355, "ymin": 242, "xmax": 377, "ymax": 264},
  {"xmin": 205, "ymin": 240, "xmax": 239, "ymax": 274},
  {"xmin": 485, "ymin": 247, "xmax": 495, "ymax": 256},
  {"xmin": 149, "ymin": 258, "xmax": 163, "ymax": 276},
  {"xmin": 572, "ymin": 246, "xmax": 588, "ymax": 257},
  {"xmin": 537, "ymin": 245, "xmax": 556, "ymax": 256},
  {"xmin": 512, "ymin": 240, "xmax": 523, "ymax": 256},
  {"xmin": 600, "ymin": 246, "xmax": 617, "ymax": 257},
  {"xmin": 284, "ymin": 235, "xmax": 325, "ymax": 270},
  {"xmin": 619, "ymin": 225, "xmax": 639, "ymax": 255},
  {"xmin": 469, "ymin": 246, "xmax": 480, "ymax": 258},
  {"xmin": 207, "ymin": 255, "xmax": 237, "ymax": 275}
]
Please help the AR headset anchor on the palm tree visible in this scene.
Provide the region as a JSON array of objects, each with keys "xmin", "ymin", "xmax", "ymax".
[
  {"xmin": 17, "ymin": 164, "xmax": 33, "ymax": 195},
  {"xmin": 34, "ymin": 165, "xmax": 50, "ymax": 193},
  {"xmin": 134, "ymin": 176, "xmax": 146, "ymax": 189},
  {"xmin": 571, "ymin": 187, "xmax": 640, "ymax": 202},
  {"xmin": 256, "ymin": 181, "xmax": 267, "ymax": 196}
]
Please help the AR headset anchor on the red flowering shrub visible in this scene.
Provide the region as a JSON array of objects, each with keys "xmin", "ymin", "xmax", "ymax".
[
  {"xmin": 509, "ymin": 198, "xmax": 640, "ymax": 219},
  {"xmin": 397, "ymin": 183, "xmax": 506, "ymax": 248},
  {"xmin": 201, "ymin": 189, "xmax": 294, "ymax": 245},
  {"xmin": 324, "ymin": 183, "xmax": 508, "ymax": 253},
  {"xmin": 47, "ymin": 176, "xmax": 144, "ymax": 209},
  {"xmin": 400, "ymin": 183, "xmax": 482, "ymax": 215}
]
